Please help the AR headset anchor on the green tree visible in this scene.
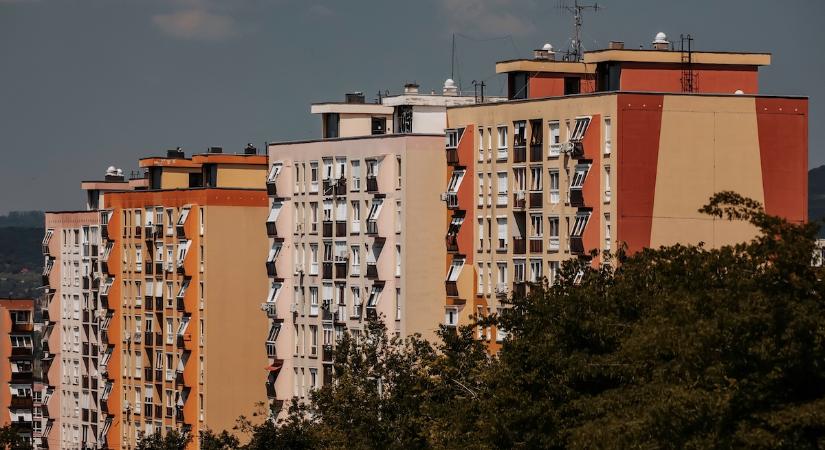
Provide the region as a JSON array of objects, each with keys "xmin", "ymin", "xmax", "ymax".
[
  {"xmin": 198, "ymin": 428, "xmax": 239, "ymax": 450},
  {"xmin": 0, "ymin": 425, "xmax": 31, "ymax": 450},
  {"xmin": 135, "ymin": 429, "xmax": 190, "ymax": 450}
]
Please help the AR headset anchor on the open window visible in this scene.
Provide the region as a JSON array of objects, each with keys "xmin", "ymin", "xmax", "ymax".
[
  {"xmin": 571, "ymin": 164, "xmax": 591, "ymax": 189},
  {"xmin": 176, "ymin": 278, "xmax": 190, "ymax": 299},
  {"xmin": 446, "ymin": 258, "xmax": 465, "ymax": 282},
  {"xmin": 176, "ymin": 240, "xmax": 190, "ymax": 267},
  {"xmin": 41, "ymin": 229, "xmax": 53, "ymax": 254},
  {"xmin": 445, "ymin": 129, "xmax": 459, "ymax": 149},
  {"xmin": 267, "ymin": 202, "xmax": 282, "ymax": 224},
  {"xmin": 176, "ymin": 206, "xmax": 191, "ymax": 227},
  {"xmin": 447, "ymin": 169, "xmax": 465, "ymax": 193},
  {"xmin": 366, "ymin": 285, "xmax": 382, "ymax": 308},
  {"xmin": 266, "ymin": 323, "xmax": 281, "ymax": 344},
  {"xmin": 513, "ymin": 121, "xmax": 527, "ymax": 147},
  {"xmin": 447, "ymin": 216, "xmax": 464, "ymax": 236},
  {"xmin": 177, "ymin": 316, "xmax": 190, "ymax": 336},
  {"xmin": 366, "ymin": 199, "xmax": 383, "ymax": 223},
  {"xmin": 569, "ymin": 116, "xmax": 592, "ymax": 142},
  {"xmin": 267, "ymin": 163, "xmax": 283, "ymax": 183},
  {"xmin": 267, "ymin": 242, "xmax": 282, "ymax": 263},
  {"xmin": 266, "ymin": 282, "xmax": 282, "ymax": 304},
  {"xmin": 571, "ymin": 212, "xmax": 591, "ymax": 237}
]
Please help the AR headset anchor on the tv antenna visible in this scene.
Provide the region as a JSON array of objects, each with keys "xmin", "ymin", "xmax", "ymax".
[{"xmin": 556, "ymin": 0, "xmax": 601, "ymax": 61}]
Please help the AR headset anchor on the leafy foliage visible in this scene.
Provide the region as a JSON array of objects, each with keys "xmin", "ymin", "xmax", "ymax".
[
  {"xmin": 0, "ymin": 425, "xmax": 31, "ymax": 450},
  {"xmin": 135, "ymin": 429, "xmax": 190, "ymax": 450},
  {"xmin": 218, "ymin": 192, "xmax": 825, "ymax": 449}
]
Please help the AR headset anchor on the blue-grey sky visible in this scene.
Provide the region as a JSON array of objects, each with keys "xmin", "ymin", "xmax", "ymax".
[{"xmin": 1, "ymin": 0, "xmax": 823, "ymax": 213}]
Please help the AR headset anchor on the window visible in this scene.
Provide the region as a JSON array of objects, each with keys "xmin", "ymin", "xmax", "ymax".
[
  {"xmin": 548, "ymin": 121, "xmax": 561, "ymax": 156},
  {"xmin": 309, "ymin": 287, "xmax": 319, "ymax": 316},
  {"xmin": 351, "ymin": 287, "xmax": 361, "ymax": 317},
  {"xmin": 513, "ymin": 120, "xmax": 526, "ymax": 147},
  {"xmin": 309, "ymin": 325, "xmax": 318, "ymax": 356},
  {"xmin": 513, "ymin": 167, "xmax": 526, "ymax": 194},
  {"xmin": 395, "ymin": 245, "xmax": 401, "ymax": 277},
  {"xmin": 135, "ymin": 351, "xmax": 142, "ymax": 378},
  {"xmin": 571, "ymin": 164, "xmax": 590, "ymax": 189},
  {"xmin": 529, "ymin": 259, "xmax": 542, "ymax": 283},
  {"xmin": 496, "ymin": 218, "xmax": 508, "ymax": 251},
  {"xmin": 310, "ymin": 244, "xmax": 318, "ymax": 275},
  {"xmin": 477, "ymin": 174, "xmax": 484, "ymax": 207},
  {"xmin": 604, "ymin": 117, "xmax": 612, "ymax": 154},
  {"xmin": 350, "ymin": 245, "xmax": 360, "ymax": 275},
  {"xmin": 549, "ymin": 261, "xmax": 560, "ymax": 285},
  {"xmin": 351, "ymin": 201, "xmax": 361, "ymax": 233},
  {"xmin": 477, "ymin": 218, "xmax": 484, "ymax": 252},
  {"xmin": 310, "ymin": 161, "xmax": 319, "ymax": 192},
  {"xmin": 496, "ymin": 172, "xmax": 508, "ymax": 206},
  {"xmin": 530, "ymin": 214, "xmax": 543, "ymax": 238},
  {"xmin": 310, "ymin": 202, "xmax": 318, "ymax": 232},
  {"xmin": 496, "ymin": 307, "xmax": 507, "ymax": 342},
  {"xmin": 496, "ymin": 262, "xmax": 507, "ymax": 295},
  {"xmin": 496, "ymin": 126, "xmax": 508, "ymax": 159},
  {"xmin": 396, "ymin": 156, "xmax": 402, "ymax": 188},
  {"xmin": 530, "ymin": 166, "xmax": 542, "ymax": 191},
  {"xmin": 166, "ymin": 318, "xmax": 173, "ymax": 344},
  {"xmin": 604, "ymin": 165, "xmax": 612, "ymax": 203},
  {"xmin": 548, "ymin": 216, "xmax": 560, "ymax": 250},
  {"xmin": 570, "ymin": 116, "xmax": 592, "ymax": 142},
  {"xmin": 549, "ymin": 170, "xmax": 560, "ymax": 204},
  {"xmin": 445, "ymin": 308, "xmax": 458, "ymax": 326},
  {"xmin": 604, "ymin": 213, "xmax": 612, "ymax": 251},
  {"xmin": 351, "ymin": 160, "xmax": 361, "ymax": 191},
  {"xmin": 513, "ymin": 260, "xmax": 525, "ymax": 283},
  {"xmin": 396, "ymin": 200, "xmax": 402, "ymax": 233},
  {"xmin": 446, "ymin": 258, "xmax": 465, "ymax": 282},
  {"xmin": 366, "ymin": 286, "xmax": 382, "ymax": 308},
  {"xmin": 478, "ymin": 129, "xmax": 484, "ymax": 161},
  {"xmin": 571, "ymin": 213, "xmax": 591, "ymax": 237},
  {"xmin": 446, "ymin": 129, "xmax": 459, "ymax": 149}
]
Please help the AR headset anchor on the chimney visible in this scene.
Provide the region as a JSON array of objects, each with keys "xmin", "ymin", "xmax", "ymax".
[
  {"xmin": 345, "ymin": 92, "xmax": 365, "ymax": 104},
  {"xmin": 533, "ymin": 43, "xmax": 556, "ymax": 60},
  {"xmin": 652, "ymin": 32, "xmax": 670, "ymax": 50},
  {"xmin": 404, "ymin": 83, "xmax": 419, "ymax": 95},
  {"xmin": 608, "ymin": 41, "xmax": 625, "ymax": 50}
]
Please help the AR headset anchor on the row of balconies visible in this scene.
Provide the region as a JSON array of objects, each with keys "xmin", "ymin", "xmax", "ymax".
[
  {"xmin": 321, "ymin": 220, "xmax": 348, "ymax": 238},
  {"xmin": 500, "ymin": 237, "xmax": 580, "ymax": 255}
]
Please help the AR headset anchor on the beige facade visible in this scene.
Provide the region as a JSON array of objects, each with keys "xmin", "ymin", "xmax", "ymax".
[{"xmin": 263, "ymin": 134, "xmax": 446, "ymax": 410}]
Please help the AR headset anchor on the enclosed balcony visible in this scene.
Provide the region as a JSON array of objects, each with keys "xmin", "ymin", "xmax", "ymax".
[
  {"xmin": 512, "ymin": 145, "xmax": 526, "ymax": 163},
  {"xmin": 570, "ymin": 188, "xmax": 584, "ymax": 207},
  {"xmin": 512, "ymin": 237, "xmax": 526, "ymax": 255},
  {"xmin": 513, "ymin": 191, "xmax": 526, "ymax": 209},
  {"xmin": 570, "ymin": 237, "xmax": 584, "ymax": 255},
  {"xmin": 366, "ymin": 263, "xmax": 378, "ymax": 279},
  {"xmin": 335, "ymin": 221, "xmax": 346, "ymax": 236},
  {"xmin": 529, "ymin": 192, "xmax": 543, "ymax": 209},
  {"xmin": 446, "ymin": 234, "xmax": 458, "ymax": 253},
  {"xmin": 334, "ymin": 262, "xmax": 347, "ymax": 279},
  {"xmin": 322, "ymin": 220, "xmax": 333, "ymax": 238},
  {"xmin": 322, "ymin": 262, "xmax": 333, "ymax": 280},
  {"xmin": 366, "ymin": 175, "xmax": 378, "ymax": 193},
  {"xmin": 529, "ymin": 237, "xmax": 543, "ymax": 253}
]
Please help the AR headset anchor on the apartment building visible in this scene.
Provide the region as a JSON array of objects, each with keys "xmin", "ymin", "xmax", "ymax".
[
  {"xmin": 0, "ymin": 298, "xmax": 35, "ymax": 447},
  {"xmin": 98, "ymin": 149, "xmax": 269, "ymax": 449},
  {"xmin": 40, "ymin": 168, "xmax": 145, "ymax": 450},
  {"xmin": 443, "ymin": 34, "xmax": 808, "ymax": 344},
  {"xmin": 261, "ymin": 84, "xmax": 483, "ymax": 411}
]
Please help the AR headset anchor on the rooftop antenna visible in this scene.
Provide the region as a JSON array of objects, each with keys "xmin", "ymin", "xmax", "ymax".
[
  {"xmin": 556, "ymin": 0, "xmax": 601, "ymax": 61},
  {"xmin": 451, "ymin": 33, "xmax": 456, "ymax": 80}
]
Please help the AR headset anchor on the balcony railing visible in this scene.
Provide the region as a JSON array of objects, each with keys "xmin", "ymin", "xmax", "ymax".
[
  {"xmin": 446, "ymin": 234, "xmax": 458, "ymax": 253},
  {"xmin": 529, "ymin": 192, "xmax": 543, "ymax": 209},
  {"xmin": 366, "ymin": 220, "xmax": 378, "ymax": 235},
  {"xmin": 322, "ymin": 221, "xmax": 333, "ymax": 237},
  {"xmin": 334, "ymin": 263, "xmax": 347, "ymax": 279},
  {"xmin": 335, "ymin": 221, "xmax": 346, "ymax": 236},
  {"xmin": 366, "ymin": 176, "xmax": 378, "ymax": 193},
  {"xmin": 266, "ymin": 222, "xmax": 278, "ymax": 238},
  {"xmin": 322, "ymin": 262, "xmax": 333, "ymax": 280},
  {"xmin": 529, "ymin": 238, "xmax": 543, "ymax": 253},
  {"xmin": 529, "ymin": 144, "xmax": 543, "ymax": 162},
  {"xmin": 446, "ymin": 148, "xmax": 459, "ymax": 165},
  {"xmin": 512, "ymin": 238, "xmax": 526, "ymax": 255},
  {"xmin": 11, "ymin": 322, "xmax": 33, "ymax": 333},
  {"xmin": 366, "ymin": 263, "xmax": 378, "ymax": 279},
  {"xmin": 513, "ymin": 192, "xmax": 526, "ymax": 209},
  {"xmin": 570, "ymin": 236, "xmax": 584, "ymax": 255},
  {"xmin": 570, "ymin": 188, "xmax": 584, "ymax": 207},
  {"xmin": 445, "ymin": 192, "xmax": 458, "ymax": 209},
  {"xmin": 512, "ymin": 146, "xmax": 526, "ymax": 163},
  {"xmin": 322, "ymin": 345, "xmax": 334, "ymax": 363},
  {"xmin": 267, "ymin": 183, "xmax": 278, "ymax": 196},
  {"xmin": 266, "ymin": 261, "xmax": 277, "ymax": 278},
  {"xmin": 445, "ymin": 281, "xmax": 459, "ymax": 297}
]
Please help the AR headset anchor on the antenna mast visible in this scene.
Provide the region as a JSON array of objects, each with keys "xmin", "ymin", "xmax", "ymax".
[{"xmin": 557, "ymin": 0, "xmax": 601, "ymax": 61}]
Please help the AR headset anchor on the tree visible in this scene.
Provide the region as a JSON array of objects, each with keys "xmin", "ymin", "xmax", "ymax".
[
  {"xmin": 0, "ymin": 425, "xmax": 31, "ymax": 450},
  {"xmin": 135, "ymin": 429, "xmax": 190, "ymax": 450},
  {"xmin": 229, "ymin": 192, "xmax": 825, "ymax": 449},
  {"xmin": 482, "ymin": 191, "xmax": 825, "ymax": 449},
  {"xmin": 198, "ymin": 429, "xmax": 239, "ymax": 450}
]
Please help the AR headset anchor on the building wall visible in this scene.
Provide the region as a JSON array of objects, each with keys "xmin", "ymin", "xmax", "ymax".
[
  {"xmin": 337, "ymin": 113, "xmax": 394, "ymax": 138},
  {"xmin": 1, "ymin": 299, "xmax": 36, "ymax": 445},
  {"xmin": 411, "ymin": 106, "xmax": 447, "ymax": 135},
  {"xmin": 202, "ymin": 204, "xmax": 269, "ymax": 433},
  {"xmin": 216, "ymin": 165, "xmax": 266, "ymax": 189},
  {"xmin": 619, "ymin": 63, "xmax": 759, "ymax": 94}
]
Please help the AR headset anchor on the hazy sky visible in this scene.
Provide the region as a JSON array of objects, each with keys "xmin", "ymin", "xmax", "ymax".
[{"xmin": 1, "ymin": 0, "xmax": 823, "ymax": 213}]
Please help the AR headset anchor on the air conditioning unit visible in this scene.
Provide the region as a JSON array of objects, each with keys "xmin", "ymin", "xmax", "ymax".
[
  {"xmin": 439, "ymin": 192, "xmax": 449, "ymax": 201},
  {"xmin": 290, "ymin": 303, "xmax": 298, "ymax": 313},
  {"xmin": 124, "ymin": 401, "xmax": 131, "ymax": 411},
  {"xmin": 515, "ymin": 191, "xmax": 525, "ymax": 201},
  {"xmin": 496, "ymin": 283, "xmax": 508, "ymax": 294},
  {"xmin": 124, "ymin": 332, "xmax": 131, "ymax": 342}
]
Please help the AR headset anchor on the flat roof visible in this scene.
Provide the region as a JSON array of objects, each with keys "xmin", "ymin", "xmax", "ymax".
[
  {"xmin": 310, "ymin": 103, "xmax": 394, "ymax": 115},
  {"xmin": 495, "ymin": 59, "xmax": 594, "ymax": 74},
  {"xmin": 583, "ymin": 49, "xmax": 771, "ymax": 65},
  {"xmin": 138, "ymin": 154, "xmax": 265, "ymax": 168},
  {"xmin": 267, "ymin": 132, "xmax": 444, "ymax": 147},
  {"xmin": 446, "ymin": 90, "xmax": 807, "ymax": 111}
]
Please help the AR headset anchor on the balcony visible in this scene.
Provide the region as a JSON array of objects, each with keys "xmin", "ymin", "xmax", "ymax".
[
  {"xmin": 11, "ymin": 347, "xmax": 33, "ymax": 357},
  {"xmin": 513, "ymin": 192, "xmax": 526, "ymax": 209},
  {"xmin": 529, "ymin": 192, "xmax": 543, "ymax": 209},
  {"xmin": 366, "ymin": 263, "xmax": 378, "ymax": 279},
  {"xmin": 82, "ymin": 276, "xmax": 91, "ymax": 290},
  {"xmin": 267, "ymin": 183, "xmax": 278, "ymax": 196},
  {"xmin": 512, "ymin": 146, "xmax": 526, "ymax": 163},
  {"xmin": 322, "ymin": 345, "xmax": 334, "ymax": 363},
  {"xmin": 265, "ymin": 382, "xmax": 276, "ymax": 399},
  {"xmin": 322, "ymin": 179, "xmax": 335, "ymax": 196},
  {"xmin": 322, "ymin": 262, "xmax": 333, "ymax": 280},
  {"xmin": 445, "ymin": 192, "xmax": 458, "ymax": 209},
  {"xmin": 155, "ymin": 262, "xmax": 163, "ymax": 275},
  {"xmin": 100, "ymin": 224, "xmax": 108, "ymax": 240},
  {"xmin": 11, "ymin": 322, "xmax": 33, "ymax": 333},
  {"xmin": 266, "ymin": 222, "xmax": 279, "ymax": 238},
  {"xmin": 570, "ymin": 237, "xmax": 584, "ymax": 255},
  {"xmin": 445, "ymin": 281, "xmax": 459, "ymax": 297},
  {"xmin": 366, "ymin": 176, "xmax": 378, "ymax": 193},
  {"xmin": 10, "ymin": 396, "xmax": 33, "ymax": 409},
  {"xmin": 335, "ymin": 221, "xmax": 346, "ymax": 236},
  {"xmin": 512, "ymin": 238, "xmax": 526, "ymax": 255},
  {"xmin": 513, "ymin": 282, "xmax": 527, "ymax": 299},
  {"xmin": 366, "ymin": 220, "xmax": 379, "ymax": 236},
  {"xmin": 446, "ymin": 146, "xmax": 460, "ymax": 165},
  {"xmin": 266, "ymin": 261, "xmax": 278, "ymax": 278},
  {"xmin": 261, "ymin": 302, "xmax": 277, "ymax": 318},
  {"xmin": 529, "ymin": 238, "xmax": 543, "ymax": 253},
  {"xmin": 11, "ymin": 372, "xmax": 32, "ymax": 382},
  {"xmin": 334, "ymin": 263, "xmax": 347, "ymax": 279},
  {"xmin": 176, "ymin": 298, "xmax": 185, "ymax": 311},
  {"xmin": 529, "ymin": 144, "xmax": 543, "ymax": 162},
  {"xmin": 570, "ymin": 188, "xmax": 584, "ymax": 207},
  {"xmin": 446, "ymin": 234, "xmax": 458, "ymax": 253},
  {"xmin": 322, "ymin": 221, "xmax": 333, "ymax": 238}
]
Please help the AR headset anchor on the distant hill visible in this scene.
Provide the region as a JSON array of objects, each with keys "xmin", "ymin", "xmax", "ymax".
[
  {"xmin": 0, "ymin": 210, "xmax": 44, "ymax": 228},
  {"xmin": 810, "ymin": 165, "xmax": 825, "ymax": 237},
  {"xmin": 0, "ymin": 211, "xmax": 44, "ymax": 299}
]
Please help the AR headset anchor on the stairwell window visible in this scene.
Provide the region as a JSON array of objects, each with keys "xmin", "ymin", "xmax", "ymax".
[
  {"xmin": 496, "ymin": 126, "xmax": 508, "ymax": 160},
  {"xmin": 604, "ymin": 165, "xmax": 612, "ymax": 203},
  {"xmin": 604, "ymin": 117, "xmax": 612, "ymax": 154},
  {"xmin": 478, "ymin": 129, "xmax": 485, "ymax": 161},
  {"xmin": 351, "ymin": 160, "xmax": 361, "ymax": 191},
  {"xmin": 445, "ymin": 307, "xmax": 458, "ymax": 327},
  {"xmin": 395, "ymin": 245, "xmax": 401, "ymax": 277},
  {"xmin": 549, "ymin": 169, "xmax": 560, "ymax": 204},
  {"xmin": 604, "ymin": 213, "xmax": 612, "ymax": 251},
  {"xmin": 310, "ymin": 161, "xmax": 319, "ymax": 193},
  {"xmin": 309, "ymin": 287, "xmax": 319, "ymax": 316},
  {"xmin": 496, "ymin": 218, "xmax": 508, "ymax": 251},
  {"xmin": 548, "ymin": 121, "xmax": 561, "ymax": 157}
]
